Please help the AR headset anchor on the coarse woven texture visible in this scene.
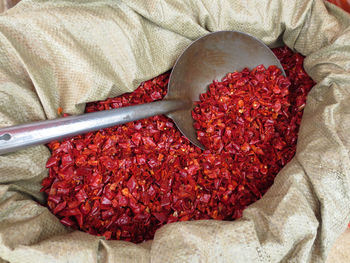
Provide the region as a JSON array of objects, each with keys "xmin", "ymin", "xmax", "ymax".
[
  {"xmin": 327, "ymin": 228, "xmax": 350, "ymax": 263},
  {"xmin": 0, "ymin": 0, "xmax": 19, "ymax": 12},
  {"xmin": 0, "ymin": 0, "xmax": 349, "ymax": 262}
]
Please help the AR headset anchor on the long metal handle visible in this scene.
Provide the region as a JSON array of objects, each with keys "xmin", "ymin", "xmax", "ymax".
[{"xmin": 0, "ymin": 99, "xmax": 188, "ymax": 155}]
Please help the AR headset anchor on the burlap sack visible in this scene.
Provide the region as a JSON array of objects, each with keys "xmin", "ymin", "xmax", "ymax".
[{"xmin": 0, "ymin": 0, "xmax": 349, "ymax": 262}]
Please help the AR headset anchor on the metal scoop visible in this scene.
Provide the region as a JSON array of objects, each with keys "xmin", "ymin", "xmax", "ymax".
[{"xmin": 0, "ymin": 31, "xmax": 285, "ymax": 155}]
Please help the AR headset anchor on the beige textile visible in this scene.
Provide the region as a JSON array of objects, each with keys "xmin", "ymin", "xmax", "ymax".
[
  {"xmin": 327, "ymin": 228, "xmax": 350, "ymax": 263},
  {"xmin": 0, "ymin": 0, "xmax": 349, "ymax": 262},
  {"xmin": 0, "ymin": 0, "xmax": 19, "ymax": 12}
]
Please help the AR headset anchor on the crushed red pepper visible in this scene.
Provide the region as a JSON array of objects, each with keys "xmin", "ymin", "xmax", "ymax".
[{"xmin": 41, "ymin": 46, "xmax": 315, "ymax": 243}]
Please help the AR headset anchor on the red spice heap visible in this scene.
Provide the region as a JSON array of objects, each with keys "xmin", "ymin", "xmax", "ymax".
[{"xmin": 41, "ymin": 46, "xmax": 314, "ymax": 243}]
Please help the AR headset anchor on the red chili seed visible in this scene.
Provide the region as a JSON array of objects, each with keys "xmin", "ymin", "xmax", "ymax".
[
  {"xmin": 47, "ymin": 195, "xmax": 61, "ymax": 204},
  {"xmin": 53, "ymin": 201, "xmax": 66, "ymax": 214},
  {"xmin": 42, "ymin": 46, "xmax": 314, "ymax": 243},
  {"xmin": 60, "ymin": 217, "xmax": 75, "ymax": 227}
]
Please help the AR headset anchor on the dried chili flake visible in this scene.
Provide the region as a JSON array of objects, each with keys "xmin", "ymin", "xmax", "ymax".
[{"xmin": 42, "ymin": 46, "xmax": 314, "ymax": 243}]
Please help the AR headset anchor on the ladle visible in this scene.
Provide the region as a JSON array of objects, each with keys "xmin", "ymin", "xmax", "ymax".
[{"xmin": 0, "ymin": 31, "xmax": 285, "ymax": 155}]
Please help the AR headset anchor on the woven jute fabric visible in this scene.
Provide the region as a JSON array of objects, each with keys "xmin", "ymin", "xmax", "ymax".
[{"xmin": 0, "ymin": 0, "xmax": 349, "ymax": 262}]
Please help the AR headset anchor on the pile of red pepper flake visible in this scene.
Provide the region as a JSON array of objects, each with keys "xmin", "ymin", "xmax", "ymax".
[{"xmin": 41, "ymin": 46, "xmax": 315, "ymax": 243}]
